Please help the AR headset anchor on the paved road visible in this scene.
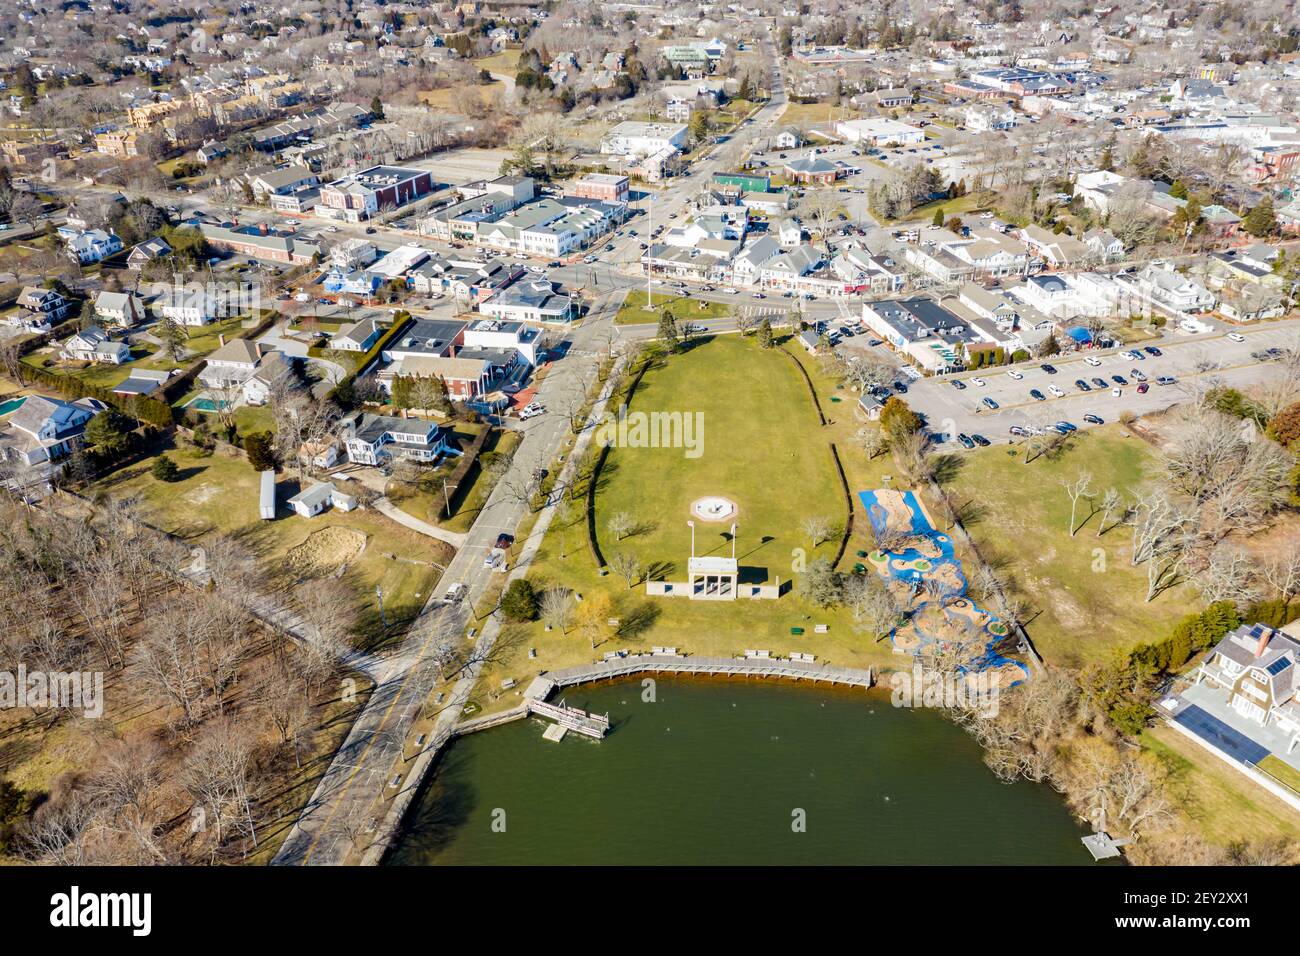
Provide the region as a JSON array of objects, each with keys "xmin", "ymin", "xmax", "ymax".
[
  {"xmin": 271, "ymin": 286, "xmax": 622, "ymax": 865},
  {"xmin": 903, "ymin": 324, "xmax": 1300, "ymax": 447}
]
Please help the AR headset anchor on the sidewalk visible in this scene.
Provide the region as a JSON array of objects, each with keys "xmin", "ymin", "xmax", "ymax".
[{"xmin": 371, "ymin": 496, "xmax": 467, "ymax": 548}]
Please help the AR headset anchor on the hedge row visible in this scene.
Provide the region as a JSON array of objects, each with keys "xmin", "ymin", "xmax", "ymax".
[
  {"xmin": 16, "ymin": 360, "xmax": 174, "ymax": 427},
  {"xmin": 582, "ymin": 353, "xmax": 653, "ymax": 568},
  {"xmin": 1127, "ymin": 601, "xmax": 1241, "ymax": 677}
]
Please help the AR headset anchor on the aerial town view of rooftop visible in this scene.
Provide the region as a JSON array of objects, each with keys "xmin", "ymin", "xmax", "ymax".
[{"xmin": 0, "ymin": 0, "xmax": 1295, "ymax": 927}]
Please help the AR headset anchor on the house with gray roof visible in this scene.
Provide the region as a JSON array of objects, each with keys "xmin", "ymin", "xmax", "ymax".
[
  {"xmin": 0, "ymin": 395, "xmax": 103, "ymax": 469},
  {"xmin": 94, "ymin": 290, "xmax": 145, "ymax": 328},
  {"xmin": 62, "ymin": 325, "xmax": 130, "ymax": 365},
  {"xmin": 342, "ymin": 413, "xmax": 447, "ymax": 466}
]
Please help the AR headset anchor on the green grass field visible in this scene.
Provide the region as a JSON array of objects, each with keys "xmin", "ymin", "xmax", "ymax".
[
  {"xmin": 614, "ymin": 289, "xmax": 731, "ymax": 326},
  {"xmin": 1142, "ymin": 726, "xmax": 1300, "ymax": 850},
  {"xmin": 889, "ymin": 192, "xmax": 985, "ymax": 226},
  {"xmin": 941, "ymin": 427, "xmax": 1193, "ymax": 667},
  {"xmin": 471, "ymin": 335, "xmax": 908, "ymax": 712},
  {"xmin": 779, "ymin": 102, "xmax": 857, "ymax": 126}
]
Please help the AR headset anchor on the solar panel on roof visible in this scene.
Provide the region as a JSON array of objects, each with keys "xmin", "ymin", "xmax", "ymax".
[{"xmin": 1266, "ymin": 657, "xmax": 1292, "ymax": 676}]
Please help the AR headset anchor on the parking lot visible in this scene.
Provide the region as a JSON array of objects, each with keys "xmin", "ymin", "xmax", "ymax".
[{"xmin": 894, "ymin": 325, "xmax": 1300, "ymax": 447}]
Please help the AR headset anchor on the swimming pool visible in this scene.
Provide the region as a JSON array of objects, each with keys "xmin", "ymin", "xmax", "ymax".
[
  {"xmin": 189, "ymin": 397, "xmax": 229, "ymax": 412},
  {"xmin": 0, "ymin": 397, "xmax": 26, "ymax": 416}
]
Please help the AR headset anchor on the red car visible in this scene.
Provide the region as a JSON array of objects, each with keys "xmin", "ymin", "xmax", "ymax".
[{"xmin": 1137, "ymin": 382, "xmax": 1149, "ymax": 394}]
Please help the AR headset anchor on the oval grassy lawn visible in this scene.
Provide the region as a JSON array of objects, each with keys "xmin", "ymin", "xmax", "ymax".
[{"xmin": 594, "ymin": 335, "xmax": 844, "ymax": 585}]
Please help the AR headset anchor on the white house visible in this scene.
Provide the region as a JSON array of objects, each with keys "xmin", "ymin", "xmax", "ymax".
[
  {"xmin": 63, "ymin": 229, "xmax": 122, "ymax": 264},
  {"xmin": 0, "ymin": 395, "xmax": 102, "ymax": 470},
  {"xmin": 154, "ymin": 286, "xmax": 219, "ymax": 326},
  {"xmin": 331, "ymin": 317, "xmax": 383, "ymax": 352},
  {"xmin": 198, "ymin": 338, "xmax": 264, "ymax": 391},
  {"xmin": 94, "ymin": 290, "xmax": 145, "ymax": 328},
  {"xmin": 964, "ymin": 104, "xmax": 1017, "ymax": 132},
  {"xmin": 775, "ymin": 127, "xmax": 803, "ymax": 149},
  {"xmin": 62, "ymin": 325, "xmax": 130, "ymax": 365},
  {"xmin": 288, "ymin": 481, "xmax": 337, "ymax": 518},
  {"xmin": 343, "ymin": 413, "xmax": 447, "ymax": 466}
]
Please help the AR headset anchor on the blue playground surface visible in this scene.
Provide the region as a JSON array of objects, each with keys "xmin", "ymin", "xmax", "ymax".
[{"xmin": 858, "ymin": 489, "xmax": 1028, "ymax": 684}]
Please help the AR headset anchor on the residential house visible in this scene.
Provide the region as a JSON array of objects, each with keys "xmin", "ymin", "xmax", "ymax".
[
  {"xmin": 14, "ymin": 286, "xmax": 68, "ymax": 331},
  {"xmin": 1020, "ymin": 224, "xmax": 1092, "ymax": 268},
  {"xmin": 342, "ymin": 413, "xmax": 448, "ymax": 466},
  {"xmin": 1082, "ymin": 228, "xmax": 1125, "ymax": 261},
  {"xmin": 241, "ymin": 352, "xmax": 295, "ymax": 406},
  {"xmin": 331, "ymin": 317, "xmax": 383, "ymax": 352},
  {"xmin": 63, "ymin": 228, "xmax": 122, "ymax": 264},
  {"xmin": 774, "ymin": 127, "xmax": 804, "ymax": 149},
  {"xmin": 1120, "ymin": 265, "xmax": 1216, "ymax": 313},
  {"xmin": 94, "ymin": 291, "xmax": 145, "ymax": 328},
  {"xmin": 1194, "ymin": 622, "xmax": 1300, "ymax": 750},
  {"xmin": 0, "ymin": 395, "xmax": 103, "ymax": 470},
  {"xmin": 964, "ymin": 104, "xmax": 1016, "ymax": 132},
  {"xmin": 198, "ymin": 338, "xmax": 264, "ymax": 391},
  {"xmin": 62, "ymin": 325, "xmax": 130, "ymax": 365},
  {"xmin": 127, "ymin": 236, "xmax": 173, "ymax": 270}
]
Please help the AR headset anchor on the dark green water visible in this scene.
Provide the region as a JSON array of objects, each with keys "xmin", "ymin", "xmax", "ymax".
[{"xmin": 390, "ymin": 679, "xmax": 1091, "ymax": 865}]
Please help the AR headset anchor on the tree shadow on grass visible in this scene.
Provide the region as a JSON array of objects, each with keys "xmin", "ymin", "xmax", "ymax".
[
  {"xmin": 929, "ymin": 452, "xmax": 965, "ymax": 485},
  {"xmin": 737, "ymin": 534, "xmax": 776, "ymax": 562},
  {"xmin": 954, "ymin": 499, "xmax": 989, "ymax": 528},
  {"xmin": 616, "ymin": 600, "xmax": 661, "ymax": 640},
  {"xmin": 644, "ymin": 559, "xmax": 676, "ymax": 581}
]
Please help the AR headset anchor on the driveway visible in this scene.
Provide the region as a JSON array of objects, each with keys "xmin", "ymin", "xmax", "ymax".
[{"xmin": 257, "ymin": 319, "xmax": 347, "ymax": 393}]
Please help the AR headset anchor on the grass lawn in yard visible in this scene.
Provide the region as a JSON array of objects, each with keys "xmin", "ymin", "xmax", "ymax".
[
  {"xmin": 418, "ymin": 84, "xmax": 502, "ymax": 111},
  {"xmin": 940, "ymin": 426, "xmax": 1192, "ymax": 668},
  {"xmin": 233, "ymin": 403, "xmax": 275, "ymax": 436},
  {"xmin": 1142, "ymin": 725, "xmax": 1300, "ymax": 853},
  {"xmin": 170, "ymin": 314, "xmax": 255, "ymax": 359},
  {"xmin": 890, "ymin": 192, "xmax": 985, "ymax": 226},
  {"xmin": 93, "ymin": 443, "xmax": 451, "ymax": 652},
  {"xmin": 780, "ymin": 102, "xmax": 857, "ymax": 126},
  {"xmin": 614, "ymin": 288, "xmax": 731, "ymax": 326},
  {"xmin": 1257, "ymin": 755, "xmax": 1300, "ymax": 794},
  {"xmin": 470, "ymin": 335, "xmax": 906, "ymax": 714},
  {"xmin": 474, "ymin": 49, "xmax": 521, "ymax": 74}
]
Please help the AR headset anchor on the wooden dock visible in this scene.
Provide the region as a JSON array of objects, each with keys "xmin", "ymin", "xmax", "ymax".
[
  {"xmin": 525, "ymin": 698, "xmax": 610, "ymax": 738},
  {"xmin": 533, "ymin": 654, "xmax": 876, "ymax": 693}
]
